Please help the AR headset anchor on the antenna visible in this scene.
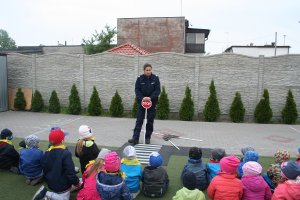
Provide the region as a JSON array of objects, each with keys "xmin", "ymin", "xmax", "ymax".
[{"xmin": 283, "ymin": 34, "xmax": 286, "ymax": 46}]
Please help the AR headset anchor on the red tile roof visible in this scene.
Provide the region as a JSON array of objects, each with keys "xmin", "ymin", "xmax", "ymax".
[{"xmin": 107, "ymin": 43, "xmax": 150, "ymax": 55}]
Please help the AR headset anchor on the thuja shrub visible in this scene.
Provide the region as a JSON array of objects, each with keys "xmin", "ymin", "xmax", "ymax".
[
  {"xmin": 254, "ymin": 89, "xmax": 273, "ymax": 123},
  {"xmin": 14, "ymin": 88, "xmax": 26, "ymax": 110},
  {"xmin": 109, "ymin": 90, "xmax": 124, "ymax": 117},
  {"xmin": 229, "ymin": 92, "xmax": 245, "ymax": 123},
  {"xmin": 179, "ymin": 86, "xmax": 194, "ymax": 121},
  {"xmin": 282, "ymin": 89, "xmax": 298, "ymax": 124},
  {"xmin": 49, "ymin": 90, "xmax": 61, "ymax": 113},
  {"xmin": 156, "ymin": 86, "xmax": 170, "ymax": 120},
  {"xmin": 31, "ymin": 90, "xmax": 44, "ymax": 112},
  {"xmin": 68, "ymin": 84, "xmax": 81, "ymax": 115},
  {"xmin": 203, "ymin": 80, "xmax": 220, "ymax": 122},
  {"xmin": 88, "ymin": 86, "xmax": 102, "ymax": 116}
]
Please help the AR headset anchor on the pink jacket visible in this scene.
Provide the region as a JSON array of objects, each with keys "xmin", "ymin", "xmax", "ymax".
[
  {"xmin": 77, "ymin": 165, "xmax": 102, "ymax": 200},
  {"xmin": 208, "ymin": 172, "xmax": 243, "ymax": 200},
  {"xmin": 272, "ymin": 177, "xmax": 300, "ymax": 200},
  {"xmin": 241, "ymin": 175, "xmax": 272, "ymax": 200}
]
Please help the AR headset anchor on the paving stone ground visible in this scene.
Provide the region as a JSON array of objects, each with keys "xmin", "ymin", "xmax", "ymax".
[{"xmin": 0, "ymin": 111, "xmax": 299, "ymax": 157}]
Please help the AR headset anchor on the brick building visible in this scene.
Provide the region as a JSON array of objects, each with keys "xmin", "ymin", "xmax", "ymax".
[{"xmin": 117, "ymin": 17, "xmax": 210, "ymax": 54}]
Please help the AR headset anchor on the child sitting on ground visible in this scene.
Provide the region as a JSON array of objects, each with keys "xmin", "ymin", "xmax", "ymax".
[
  {"xmin": 240, "ymin": 146, "xmax": 255, "ymax": 162},
  {"xmin": 32, "ymin": 129, "xmax": 82, "ymax": 200},
  {"xmin": 208, "ymin": 155, "xmax": 243, "ymax": 200},
  {"xmin": 272, "ymin": 161, "xmax": 300, "ymax": 199},
  {"xmin": 142, "ymin": 152, "xmax": 169, "ymax": 198},
  {"xmin": 19, "ymin": 134, "xmax": 44, "ymax": 185},
  {"xmin": 237, "ymin": 150, "xmax": 259, "ymax": 178},
  {"xmin": 262, "ymin": 149, "xmax": 290, "ymax": 191},
  {"xmin": 0, "ymin": 128, "xmax": 20, "ymax": 174},
  {"xmin": 207, "ymin": 148, "xmax": 226, "ymax": 183},
  {"xmin": 120, "ymin": 145, "xmax": 142, "ymax": 198},
  {"xmin": 173, "ymin": 171, "xmax": 206, "ymax": 200},
  {"xmin": 96, "ymin": 151, "xmax": 133, "ymax": 200},
  {"xmin": 181, "ymin": 147, "xmax": 209, "ymax": 191},
  {"xmin": 77, "ymin": 148, "xmax": 111, "ymax": 200},
  {"xmin": 241, "ymin": 161, "xmax": 272, "ymax": 200},
  {"xmin": 75, "ymin": 125, "xmax": 100, "ymax": 174}
]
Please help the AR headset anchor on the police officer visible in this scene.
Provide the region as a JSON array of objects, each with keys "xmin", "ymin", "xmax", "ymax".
[{"xmin": 128, "ymin": 63, "xmax": 161, "ymax": 144}]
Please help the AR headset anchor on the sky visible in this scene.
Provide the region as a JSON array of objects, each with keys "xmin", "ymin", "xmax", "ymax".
[{"xmin": 1, "ymin": 0, "xmax": 300, "ymax": 54}]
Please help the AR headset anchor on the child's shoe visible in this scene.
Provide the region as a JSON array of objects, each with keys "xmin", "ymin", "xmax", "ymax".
[{"xmin": 32, "ymin": 185, "xmax": 47, "ymax": 200}]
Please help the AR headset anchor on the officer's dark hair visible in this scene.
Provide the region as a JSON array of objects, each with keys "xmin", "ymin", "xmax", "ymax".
[{"xmin": 143, "ymin": 63, "xmax": 152, "ymax": 70}]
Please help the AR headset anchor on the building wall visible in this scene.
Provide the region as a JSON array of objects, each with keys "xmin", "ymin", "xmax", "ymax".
[
  {"xmin": 117, "ymin": 17, "xmax": 185, "ymax": 53},
  {"xmin": 42, "ymin": 46, "xmax": 84, "ymax": 54},
  {"xmin": 231, "ymin": 47, "xmax": 289, "ymax": 57},
  {"xmin": 6, "ymin": 52, "xmax": 300, "ymax": 120}
]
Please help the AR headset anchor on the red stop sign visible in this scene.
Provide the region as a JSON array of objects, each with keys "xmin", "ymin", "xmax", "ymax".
[{"xmin": 142, "ymin": 99, "xmax": 152, "ymax": 109}]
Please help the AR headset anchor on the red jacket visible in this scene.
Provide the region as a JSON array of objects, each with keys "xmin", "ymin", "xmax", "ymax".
[
  {"xmin": 272, "ymin": 178, "xmax": 300, "ymax": 200},
  {"xmin": 241, "ymin": 175, "xmax": 272, "ymax": 200},
  {"xmin": 208, "ymin": 172, "xmax": 243, "ymax": 200}
]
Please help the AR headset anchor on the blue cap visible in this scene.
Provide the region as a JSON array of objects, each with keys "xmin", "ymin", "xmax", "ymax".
[
  {"xmin": 298, "ymin": 148, "xmax": 300, "ymax": 153},
  {"xmin": 50, "ymin": 127, "xmax": 69, "ymax": 136}
]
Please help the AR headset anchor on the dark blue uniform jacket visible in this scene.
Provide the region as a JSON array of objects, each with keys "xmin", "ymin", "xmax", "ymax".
[{"xmin": 135, "ymin": 74, "xmax": 160, "ymax": 106}]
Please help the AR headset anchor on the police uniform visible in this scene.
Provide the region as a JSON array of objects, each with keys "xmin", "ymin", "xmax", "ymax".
[{"xmin": 132, "ymin": 73, "xmax": 161, "ymax": 143}]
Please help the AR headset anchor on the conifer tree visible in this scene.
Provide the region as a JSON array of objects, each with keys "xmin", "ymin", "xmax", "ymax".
[
  {"xmin": 229, "ymin": 92, "xmax": 245, "ymax": 123},
  {"xmin": 157, "ymin": 86, "xmax": 170, "ymax": 120},
  {"xmin": 68, "ymin": 84, "xmax": 81, "ymax": 115},
  {"xmin": 179, "ymin": 86, "xmax": 194, "ymax": 121},
  {"xmin": 14, "ymin": 88, "xmax": 26, "ymax": 110},
  {"xmin": 49, "ymin": 90, "xmax": 61, "ymax": 113},
  {"xmin": 131, "ymin": 97, "xmax": 138, "ymax": 118},
  {"xmin": 282, "ymin": 89, "xmax": 298, "ymax": 124},
  {"xmin": 203, "ymin": 80, "xmax": 221, "ymax": 122},
  {"xmin": 88, "ymin": 86, "xmax": 102, "ymax": 116},
  {"xmin": 254, "ymin": 89, "xmax": 273, "ymax": 123},
  {"xmin": 109, "ymin": 90, "xmax": 124, "ymax": 117},
  {"xmin": 31, "ymin": 90, "xmax": 44, "ymax": 112}
]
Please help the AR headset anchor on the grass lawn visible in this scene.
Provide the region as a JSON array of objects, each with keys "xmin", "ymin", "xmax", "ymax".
[{"xmin": 0, "ymin": 137, "xmax": 281, "ymax": 200}]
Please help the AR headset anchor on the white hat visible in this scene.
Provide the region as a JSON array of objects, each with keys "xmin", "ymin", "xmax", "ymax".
[
  {"xmin": 97, "ymin": 148, "xmax": 111, "ymax": 159},
  {"xmin": 123, "ymin": 145, "xmax": 136, "ymax": 159},
  {"xmin": 78, "ymin": 125, "xmax": 93, "ymax": 139}
]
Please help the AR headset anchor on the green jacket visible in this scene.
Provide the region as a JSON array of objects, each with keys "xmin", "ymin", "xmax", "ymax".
[{"xmin": 173, "ymin": 187, "xmax": 206, "ymax": 200}]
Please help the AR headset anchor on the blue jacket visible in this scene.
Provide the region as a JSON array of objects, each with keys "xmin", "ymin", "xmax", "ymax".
[
  {"xmin": 96, "ymin": 171, "xmax": 133, "ymax": 200},
  {"xmin": 19, "ymin": 148, "xmax": 43, "ymax": 178},
  {"xmin": 120, "ymin": 158, "xmax": 142, "ymax": 193},
  {"xmin": 42, "ymin": 148, "xmax": 79, "ymax": 193},
  {"xmin": 207, "ymin": 163, "xmax": 221, "ymax": 183},
  {"xmin": 181, "ymin": 159, "xmax": 209, "ymax": 191},
  {"xmin": 135, "ymin": 74, "xmax": 160, "ymax": 106}
]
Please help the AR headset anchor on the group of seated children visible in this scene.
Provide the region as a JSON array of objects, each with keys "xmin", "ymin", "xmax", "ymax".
[{"xmin": 1, "ymin": 127, "xmax": 300, "ymax": 200}]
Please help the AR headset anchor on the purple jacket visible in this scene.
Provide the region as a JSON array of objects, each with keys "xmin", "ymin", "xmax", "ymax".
[{"xmin": 241, "ymin": 175, "xmax": 272, "ymax": 200}]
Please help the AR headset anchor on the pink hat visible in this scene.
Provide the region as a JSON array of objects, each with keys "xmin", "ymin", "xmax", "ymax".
[
  {"xmin": 220, "ymin": 155, "xmax": 240, "ymax": 174},
  {"xmin": 104, "ymin": 152, "xmax": 121, "ymax": 172},
  {"xmin": 242, "ymin": 161, "xmax": 262, "ymax": 176}
]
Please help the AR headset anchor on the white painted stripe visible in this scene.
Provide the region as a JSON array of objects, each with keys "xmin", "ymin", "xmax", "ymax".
[{"xmin": 290, "ymin": 126, "xmax": 300, "ymax": 133}]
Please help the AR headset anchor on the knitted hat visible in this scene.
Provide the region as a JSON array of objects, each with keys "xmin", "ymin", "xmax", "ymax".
[
  {"xmin": 123, "ymin": 145, "xmax": 136, "ymax": 159},
  {"xmin": 244, "ymin": 151, "xmax": 259, "ymax": 162},
  {"xmin": 97, "ymin": 148, "xmax": 111, "ymax": 159},
  {"xmin": 104, "ymin": 152, "xmax": 121, "ymax": 172},
  {"xmin": 149, "ymin": 152, "xmax": 163, "ymax": 168},
  {"xmin": 1, "ymin": 128, "xmax": 13, "ymax": 140},
  {"xmin": 25, "ymin": 134, "xmax": 39, "ymax": 148},
  {"xmin": 78, "ymin": 125, "xmax": 93, "ymax": 139},
  {"xmin": 281, "ymin": 161, "xmax": 300, "ymax": 180},
  {"xmin": 189, "ymin": 147, "xmax": 202, "ymax": 160},
  {"xmin": 267, "ymin": 163, "xmax": 281, "ymax": 184},
  {"xmin": 182, "ymin": 171, "xmax": 197, "ymax": 190},
  {"xmin": 242, "ymin": 161, "xmax": 262, "ymax": 176},
  {"xmin": 220, "ymin": 155, "xmax": 240, "ymax": 174},
  {"xmin": 211, "ymin": 148, "xmax": 226, "ymax": 161},
  {"xmin": 241, "ymin": 146, "xmax": 255, "ymax": 155},
  {"xmin": 274, "ymin": 150, "xmax": 290, "ymax": 164},
  {"xmin": 49, "ymin": 129, "xmax": 65, "ymax": 145}
]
